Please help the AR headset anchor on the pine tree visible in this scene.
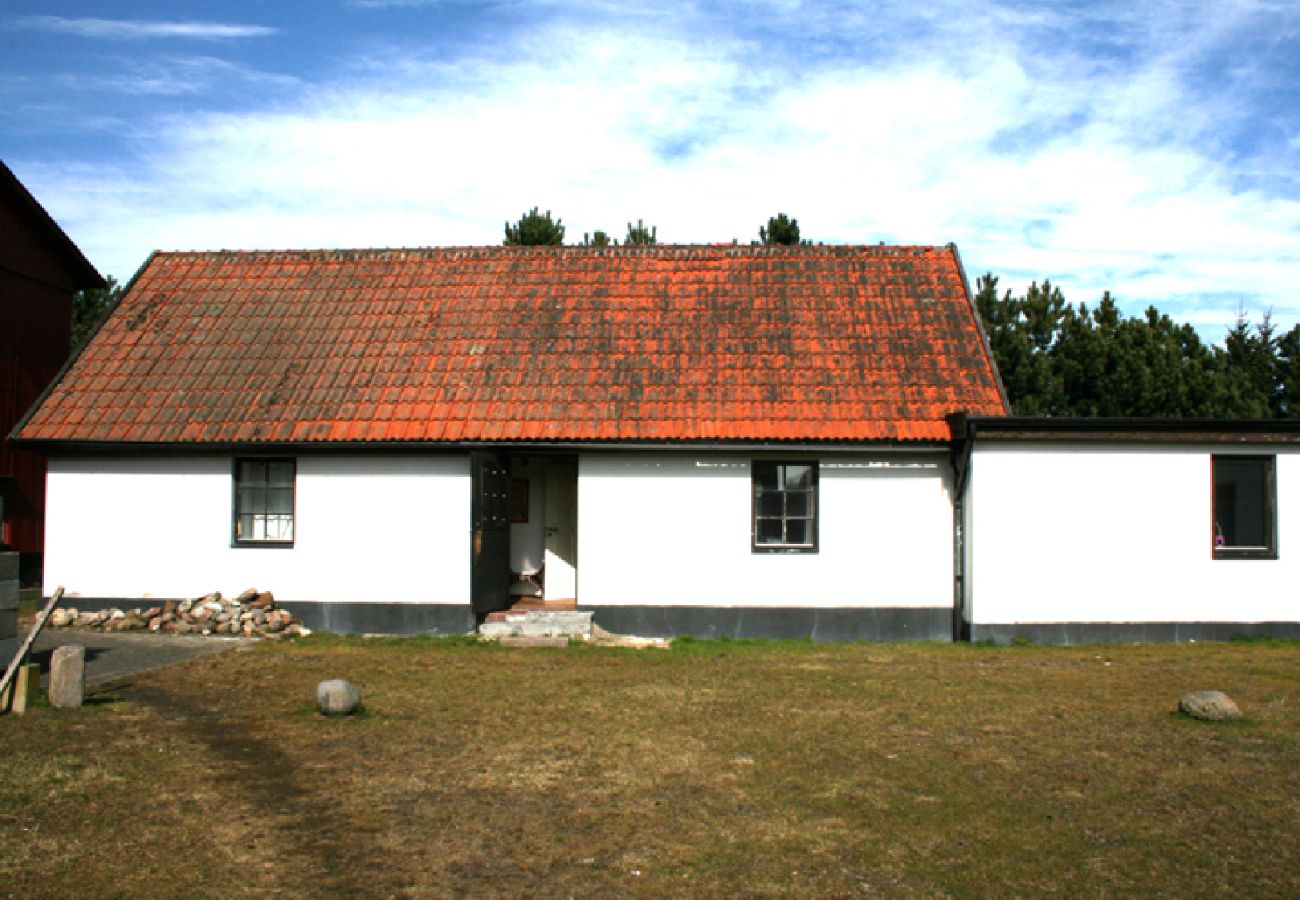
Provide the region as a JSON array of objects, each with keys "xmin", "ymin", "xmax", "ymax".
[
  {"xmin": 759, "ymin": 213, "xmax": 800, "ymax": 245},
  {"xmin": 504, "ymin": 207, "xmax": 565, "ymax": 245},
  {"xmin": 583, "ymin": 230, "xmax": 612, "ymax": 247},
  {"xmin": 624, "ymin": 219, "xmax": 657, "ymax": 245},
  {"xmin": 71, "ymin": 275, "xmax": 124, "ymax": 354}
]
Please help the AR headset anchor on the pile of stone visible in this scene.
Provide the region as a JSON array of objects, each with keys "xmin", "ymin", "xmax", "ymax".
[{"xmin": 46, "ymin": 589, "xmax": 311, "ymax": 639}]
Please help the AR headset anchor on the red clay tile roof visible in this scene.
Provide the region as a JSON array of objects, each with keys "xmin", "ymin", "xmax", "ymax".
[{"xmin": 15, "ymin": 245, "xmax": 1008, "ymax": 445}]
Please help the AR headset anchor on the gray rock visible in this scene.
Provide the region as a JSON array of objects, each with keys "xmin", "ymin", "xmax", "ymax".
[
  {"xmin": 49, "ymin": 645, "xmax": 86, "ymax": 709},
  {"xmin": 1180, "ymin": 690, "xmax": 1242, "ymax": 721},
  {"xmin": 316, "ymin": 679, "xmax": 361, "ymax": 716}
]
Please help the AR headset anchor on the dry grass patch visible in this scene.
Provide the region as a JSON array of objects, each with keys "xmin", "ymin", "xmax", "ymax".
[{"xmin": 1, "ymin": 636, "xmax": 1297, "ymax": 896}]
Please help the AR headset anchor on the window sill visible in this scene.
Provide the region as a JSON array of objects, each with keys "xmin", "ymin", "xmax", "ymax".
[
  {"xmin": 233, "ymin": 540, "xmax": 295, "ymax": 550},
  {"xmin": 1213, "ymin": 548, "xmax": 1276, "ymax": 560}
]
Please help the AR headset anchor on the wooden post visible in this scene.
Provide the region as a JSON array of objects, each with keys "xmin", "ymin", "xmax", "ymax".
[
  {"xmin": 10, "ymin": 664, "xmax": 39, "ymax": 714},
  {"xmin": 0, "ymin": 586, "xmax": 64, "ymax": 713}
]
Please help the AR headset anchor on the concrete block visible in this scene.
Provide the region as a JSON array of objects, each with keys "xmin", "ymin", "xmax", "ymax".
[{"xmin": 49, "ymin": 645, "xmax": 86, "ymax": 709}]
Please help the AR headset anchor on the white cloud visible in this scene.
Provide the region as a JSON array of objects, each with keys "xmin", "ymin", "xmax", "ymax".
[
  {"xmin": 14, "ymin": 16, "xmax": 276, "ymax": 40},
  {"xmin": 52, "ymin": 56, "xmax": 299, "ymax": 97},
  {"xmin": 17, "ymin": 1, "xmax": 1300, "ymax": 337}
]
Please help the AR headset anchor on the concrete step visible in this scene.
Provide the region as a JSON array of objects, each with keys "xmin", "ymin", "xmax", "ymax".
[{"xmin": 480, "ymin": 609, "xmax": 593, "ymax": 639}]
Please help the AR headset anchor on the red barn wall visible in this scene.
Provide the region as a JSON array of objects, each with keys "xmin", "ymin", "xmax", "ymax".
[{"xmin": 0, "ymin": 192, "xmax": 77, "ymax": 558}]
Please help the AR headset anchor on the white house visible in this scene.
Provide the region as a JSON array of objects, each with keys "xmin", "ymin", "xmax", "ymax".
[
  {"xmin": 12, "ymin": 245, "xmax": 1300, "ymax": 642},
  {"xmin": 954, "ymin": 416, "xmax": 1300, "ymax": 642}
]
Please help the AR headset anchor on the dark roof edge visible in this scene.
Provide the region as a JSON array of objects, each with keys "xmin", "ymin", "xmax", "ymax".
[
  {"xmin": 0, "ymin": 160, "xmax": 104, "ymax": 290},
  {"xmin": 16, "ymin": 437, "xmax": 953, "ymax": 455},
  {"xmin": 950, "ymin": 413, "xmax": 1300, "ymax": 443},
  {"xmin": 146, "ymin": 243, "xmax": 956, "ymax": 260},
  {"xmin": 8, "ymin": 252, "xmax": 156, "ymax": 445},
  {"xmin": 948, "ymin": 244, "xmax": 1011, "ymax": 415}
]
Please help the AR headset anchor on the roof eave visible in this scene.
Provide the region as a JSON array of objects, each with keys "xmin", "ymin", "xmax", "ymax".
[{"xmin": 952, "ymin": 413, "xmax": 1300, "ymax": 444}]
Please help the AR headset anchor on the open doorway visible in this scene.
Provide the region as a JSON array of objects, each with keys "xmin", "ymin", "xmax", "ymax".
[{"xmin": 506, "ymin": 456, "xmax": 577, "ymax": 605}]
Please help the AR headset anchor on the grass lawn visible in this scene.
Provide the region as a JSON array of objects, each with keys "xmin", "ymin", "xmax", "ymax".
[{"xmin": 2, "ymin": 635, "xmax": 1297, "ymax": 896}]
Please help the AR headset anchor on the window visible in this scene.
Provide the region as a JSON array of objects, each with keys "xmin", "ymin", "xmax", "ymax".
[
  {"xmin": 752, "ymin": 461, "xmax": 818, "ymax": 552},
  {"xmin": 234, "ymin": 459, "xmax": 295, "ymax": 546},
  {"xmin": 1212, "ymin": 455, "xmax": 1275, "ymax": 559}
]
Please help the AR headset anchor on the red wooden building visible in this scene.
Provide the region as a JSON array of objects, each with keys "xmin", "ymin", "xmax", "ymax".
[{"xmin": 0, "ymin": 161, "xmax": 104, "ymax": 577}]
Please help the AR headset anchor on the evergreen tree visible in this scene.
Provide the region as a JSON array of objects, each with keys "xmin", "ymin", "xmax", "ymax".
[
  {"xmin": 624, "ymin": 219, "xmax": 657, "ymax": 246},
  {"xmin": 974, "ymin": 275, "xmax": 1064, "ymax": 414},
  {"xmin": 504, "ymin": 207, "xmax": 565, "ymax": 245},
  {"xmin": 975, "ymin": 273, "xmax": 1293, "ymax": 419},
  {"xmin": 760, "ymin": 213, "xmax": 800, "ymax": 245},
  {"xmin": 583, "ymin": 230, "xmax": 612, "ymax": 247},
  {"xmin": 71, "ymin": 275, "xmax": 124, "ymax": 354},
  {"xmin": 1220, "ymin": 311, "xmax": 1278, "ymax": 417},
  {"xmin": 1274, "ymin": 324, "xmax": 1300, "ymax": 417}
]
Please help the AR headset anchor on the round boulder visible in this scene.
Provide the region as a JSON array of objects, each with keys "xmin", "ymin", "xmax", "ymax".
[
  {"xmin": 316, "ymin": 679, "xmax": 362, "ymax": 716},
  {"xmin": 1180, "ymin": 690, "xmax": 1242, "ymax": 721}
]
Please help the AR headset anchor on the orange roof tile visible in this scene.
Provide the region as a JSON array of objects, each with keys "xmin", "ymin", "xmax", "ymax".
[{"xmin": 16, "ymin": 245, "xmax": 1008, "ymax": 445}]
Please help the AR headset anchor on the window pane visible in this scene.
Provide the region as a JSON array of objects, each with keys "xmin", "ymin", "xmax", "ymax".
[
  {"xmin": 268, "ymin": 488, "xmax": 293, "ymax": 515},
  {"xmin": 238, "ymin": 513, "xmax": 254, "ymax": 540},
  {"xmin": 239, "ymin": 460, "xmax": 262, "ymax": 483},
  {"xmin": 268, "ymin": 461, "xmax": 294, "ymax": 485},
  {"xmin": 1215, "ymin": 458, "xmax": 1270, "ymax": 548},
  {"xmin": 753, "ymin": 463, "xmax": 779, "ymax": 491},
  {"xmin": 264, "ymin": 515, "xmax": 293, "ymax": 541},
  {"xmin": 784, "ymin": 465, "xmax": 813, "ymax": 490},
  {"xmin": 786, "ymin": 519, "xmax": 812, "ymax": 546},
  {"xmin": 756, "ymin": 519, "xmax": 783, "ymax": 544},
  {"xmin": 785, "ymin": 492, "xmax": 809, "ymax": 517},
  {"xmin": 759, "ymin": 493, "xmax": 784, "ymax": 517},
  {"xmin": 240, "ymin": 486, "xmax": 265, "ymax": 513}
]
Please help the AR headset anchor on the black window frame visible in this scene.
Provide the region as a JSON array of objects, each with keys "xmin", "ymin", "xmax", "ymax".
[
  {"xmin": 751, "ymin": 460, "xmax": 819, "ymax": 553},
  {"xmin": 232, "ymin": 458, "xmax": 296, "ymax": 548},
  {"xmin": 1212, "ymin": 455, "xmax": 1276, "ymax": 560}
]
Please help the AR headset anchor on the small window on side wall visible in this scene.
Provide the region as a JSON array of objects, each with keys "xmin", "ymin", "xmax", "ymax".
[
  {"xmin": 234, "ymin": 459, "xmax": 295, "ymax": 546},
  {"xmin": 752, "ymin": 461, "xmax": 818, "ymax": 553},
  {"xmin": 1212, "ymin": 455, "xmax": 1275, "ymax": 559}
]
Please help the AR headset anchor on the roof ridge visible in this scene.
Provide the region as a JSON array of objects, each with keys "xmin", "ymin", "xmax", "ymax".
[{"xmin": 151, "ymin": 243, "xmax": 955, "ymax": 260}]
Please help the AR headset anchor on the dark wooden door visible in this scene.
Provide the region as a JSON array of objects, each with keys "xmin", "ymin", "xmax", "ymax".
[{"xmin": 470, "ymin": 451, "xmax": 512, "ymax": 620}]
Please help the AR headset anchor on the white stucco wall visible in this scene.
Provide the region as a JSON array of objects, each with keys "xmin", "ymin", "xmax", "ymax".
[
  {"xmin": 44, "ymin": 455, "xmax": 470, "ymax": 603},
  {"xmin": 966, "ymin": 444, "xmax": 1300, "ymax": 624},
  {"xmin": 578, "ymin": 452, "xmax": 954, "ymax": 607}
]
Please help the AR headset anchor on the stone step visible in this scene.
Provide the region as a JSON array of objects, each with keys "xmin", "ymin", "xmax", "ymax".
[{"xmin": 479, "ymin": 609, "xmax": 593, "ymax": 639}]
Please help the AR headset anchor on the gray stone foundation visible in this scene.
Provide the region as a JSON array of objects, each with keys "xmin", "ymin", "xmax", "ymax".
[{"xmin": 969, "ymin": 621, "xmax": 1300, "ymax": 645}]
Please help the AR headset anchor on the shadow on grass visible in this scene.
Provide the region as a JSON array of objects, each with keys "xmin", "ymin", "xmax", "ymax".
[{"xmin": 126, "ymin": 681, "xmax": 390, "ymax": 894}]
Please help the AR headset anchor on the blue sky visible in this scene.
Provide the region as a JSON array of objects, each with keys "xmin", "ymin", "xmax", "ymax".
[{"xmin": 5, "ymin": 1, "xmax": 1300, "ymax": 337}]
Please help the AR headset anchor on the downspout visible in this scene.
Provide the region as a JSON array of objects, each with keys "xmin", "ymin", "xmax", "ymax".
[{"xmin": 947, "ymin": 413, "xmax": 976, "ymax": 642}]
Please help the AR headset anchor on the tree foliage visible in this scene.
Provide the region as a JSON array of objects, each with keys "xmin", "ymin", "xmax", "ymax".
[
  {"xmin": 582, "ymin": 230, "xmax": 612, "ymax": 247},
  {"xmin": 624, "ymin": 219, "xmax": 657, "ymax": 246},
  {"xmin": 760, "ymin": 213, "xmax": 800, "ymax": 245},
  {"xmin": 504, "ymin": 207, "xmax": 565, "ymax": 245},
  {"xmin": 71, "ymin": 275, "xmax": 124, "ymax": 354},
  {"xmin": 975, "ymin": 274, "xmax": 1300, "ymax": 418}
]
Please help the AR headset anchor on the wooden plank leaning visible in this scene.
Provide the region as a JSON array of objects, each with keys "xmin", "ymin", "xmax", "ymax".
[{"xmin": 0, "ymin": 586, "xmax": 64, "ymax": 712}]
